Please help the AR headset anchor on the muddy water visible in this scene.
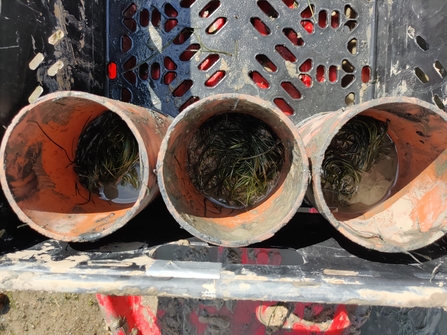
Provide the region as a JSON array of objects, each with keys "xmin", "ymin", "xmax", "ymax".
[
  {"xmin": 98, "ymin": 163, "xmax": 141, "ymax": 204},
  {"xmin": 323, "ymin": 133, "xmax": 398, "ymax": 214}
]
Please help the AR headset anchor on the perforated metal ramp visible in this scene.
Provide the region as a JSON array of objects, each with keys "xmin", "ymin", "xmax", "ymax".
[{"xmin": 106, "ymin": 0, "xmax": 376, "ymax": 124}]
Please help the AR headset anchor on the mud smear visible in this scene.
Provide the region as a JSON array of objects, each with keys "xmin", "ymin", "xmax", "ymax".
[{"xmin": 7, "ymin": 142, "xmax": 55, "ymax": 202}]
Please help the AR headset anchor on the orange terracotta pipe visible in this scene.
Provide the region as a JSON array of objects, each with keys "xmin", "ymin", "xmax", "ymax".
[
  {"xmin": 298, "ymin": 97, "xmax": 447, "ymax": 252},
  {"xmin": 0, "ymin": 91, "xmax": 171, "ymax": 242},
  {"xmin": 157, "ymin": 94, "xmax": 309, "ymax": 247}
]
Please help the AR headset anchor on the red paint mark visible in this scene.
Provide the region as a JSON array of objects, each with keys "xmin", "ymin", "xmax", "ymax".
[{"xmin": 96, "ymin": 295, "xmax": 161, "ymax": 335}]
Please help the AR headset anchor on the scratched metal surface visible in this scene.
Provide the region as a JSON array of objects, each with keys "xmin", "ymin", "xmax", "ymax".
[{"xmin": 0, "ymin": 0, "xmax": 105, "ymax": 139}]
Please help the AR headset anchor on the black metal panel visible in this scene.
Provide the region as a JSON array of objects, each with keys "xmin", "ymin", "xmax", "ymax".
[
  {"xmin": 107, "ymin": 0, "xmax": 376, "ymax": 123},
  {"xmin": 375, "ymin": 0, "xmax": 447, "ymax": 111},
  {"xmin": 0, "ymin": 0, "xmax": 106, "ymax": 140}
]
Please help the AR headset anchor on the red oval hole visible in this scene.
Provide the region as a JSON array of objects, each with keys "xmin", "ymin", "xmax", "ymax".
[
  {"xmin": 140, "ymin": 9, "xmax": 150, "ymax": 27},
  {"xmin": 180, "ymin": 44, "xmax": 201, "ymax": 61},
  {"xmin": 174, "ymin": 28, "xmax": 194, "ymax": 44},
  {"xmin": 331, "ymin": 11, "xmax": 340, "ymax": 28},
  {"xmin": 121, "ymin": 88, "xmax": 132, "ymax": 102},
  {"xmin": 121, "ymin": 35, "xmax": 132, "ymax": 53},
  {"xmin": 107, "ymin": 62, "xmax": 117, "ymax": 80},
  {"xmin": 301, "ymin": 5, "xmax": 315, "ymax": 18},
  {"xmin": 164, "ymin": 71, "xmax": 177, "ymax": 85},
  {"xmin": 123, "ymin": 3, "xmax": 137, "ymax": 18},
  {"xmin": 250, "ymin": 17, "xmax": 271, "ymax": 36},
  {"xmin": 300, "ymin": 20, "xmax": 314, "ymax": 33},
  {"xmin": 257, "ymin": 1, "xmax": 279, "ymax": 18},
  {"xmin": 173, "ymin": 80, "xmax": 193, "ymax": 97},
  {"xmin": 329, "ymin": 65, "xmax": 337, "ymax": 82},
  {"xmin": 275, "ymin": 45, "xmax": 296, "ymax": 62},
  {"xmin": 151, "ymin": 62, "xmax": 160, "ymax": 80},
  {"xmin": 255, "ymin": 54, "xmax": 277, "ymax": 72},
  {"xmin": 199, "ymin": 1, "xmax": 221, "ymax": 18},
  {"xmin": 139, "ymin": 63, "xmax": 149, "ymax": 80},
  {"xmin": 299, "ymin": 59, "xmax": 312, "ymax": 72},
  {"xmin": 249, "ymin": 71, "xmax": 270, "ymax": 89},
  {"xmin": 205, "ymin": 70, "xmax": 225, "ymax": 87},
  {"xmin": 179, "ymin": 96, "xmax": 200, "ymax": 112},
  {"xmin": 281, "ymin": 82, "xmax": 301, "ymax": 99},
  {"xmin": 282, "ymin": 0, "xmax": 298, "ymax": 9},
  {"xmin": 274, "ymin": 98, "xmax": 294, "ymax": 116},
  {"xmin": 152, "ymin": 8, "xmax": 161, "ymax": 27},
  {"xmin": 164, "ymin": 19, "xmax": 178, "ymax": 32},
  {"xmin": 165, "ymin": 3, "xmax": 178, "ymax": 17},
  {"xmin": 300, "ymin": 74, "xmax": 312, "ymax": 87},
  {"xmin": 123, "ymin": 71, "xmax": 137, "ymax": 85},
  {"xmin": 164, "ymin": 57, "xmax": 177, "ymax": 70},
  {"xmin": 198, "ymin": 54, "xmax": 220, "ymax": 71},
  {"xmin": 283, "ymin": 28, "xmax": 304, "ymax": 46},
  {"xmin": 180, "ymin": 0, "xmax": 196, "ymax": 8},
  {"xmin": 206, "ymin": 17, "xmax": 227, "ymax": 34},
  {"xmin": 319, "ymin": 10, "xmax": 327, "ymax": 28},
  {"xmin": 123, "ymin": 18, "xmax": 137, "ymax": 32},
  {"xmin": 316, "ymin": 65, "xmax": 325, "ymax": 82},
  {"xmin": 362, "ymin": 66, "xmax": 371, "ymax": 83},
  {"xmin": 123, "ymin": 56, "xmax": 136, "ymax": 70}
]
